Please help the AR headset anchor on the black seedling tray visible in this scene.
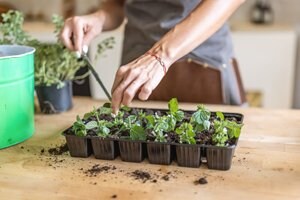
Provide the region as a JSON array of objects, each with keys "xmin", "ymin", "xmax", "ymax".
[{"xmin": 63, "ymin": 109, "xmax": 243, "ymax": 171}]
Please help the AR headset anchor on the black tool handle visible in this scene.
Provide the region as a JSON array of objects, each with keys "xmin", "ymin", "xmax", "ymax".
[{"xmin": 83, "ymin": 55, "xmax": 112, "ymax": 101}]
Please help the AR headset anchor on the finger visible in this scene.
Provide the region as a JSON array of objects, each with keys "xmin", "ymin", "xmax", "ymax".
[
  {"xmin": 60, "ymin": 23, "xmax": 75, "ymax": 51},
  {"xmin": 72, "ymin": 18, "xmax": 84, "ymax": 53},
  {"xmin": 122, "ymin": 75, "xmax": 148, "ymax": 106},
  {"xmin": 138, "ymin": 68, "xmax": 164, "ymax": 101},
  {"xmin": 111, "ymin": 66, "xmax": 127, "ymax": 94},
  {"xmin": 111, "ymin": 68, "xmax": 140, "ymax": 113},
  {"xmin": 138, "ymin": 81, "xmax": 153, "ymax": 101}
]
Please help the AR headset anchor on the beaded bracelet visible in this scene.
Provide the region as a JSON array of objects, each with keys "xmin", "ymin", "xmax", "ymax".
[{"xmin": 146, "ymin": 52, "xmax": 167, "ymax": 75}]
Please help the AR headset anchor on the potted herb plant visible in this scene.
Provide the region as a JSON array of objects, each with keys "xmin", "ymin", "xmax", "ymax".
[
  {"xmin": 63, "ymin": 98, "xmax": 244, "ymax": 170},
  {"xmin": 0, "ymin": 10, "xmax": 114, "ymax": 114}
]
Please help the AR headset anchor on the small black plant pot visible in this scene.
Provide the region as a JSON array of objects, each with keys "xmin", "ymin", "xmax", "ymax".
[
  {"xmin": 206, "ymin": 145, "xmax": 236, "ymax": 170},
  {"xmin": 35, "ymin": 81, "xmax": 73, "ymax": 114},
  {"xmin": 91, "ymin": 137, "xmax": 117, "ymax": 160},
  {"xmin": 118, "ymin": 140, "xmax": 144, "ymax": 162},
  {"xmin": 147, "ymin": 142, "xmax": 172, "ymax": 165},
  {"xmin": 175, "ymin": 144, "xmax": 201, "ymax": 168},
  {"xmin": 65, "ymin": 135, "xmax": 92, "ymax": 158}
]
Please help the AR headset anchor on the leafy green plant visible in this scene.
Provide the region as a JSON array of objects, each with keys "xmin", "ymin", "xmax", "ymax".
[
  {"xmin": 72, "ymin": 115, "xmax": 97, "ymax": 137},
  {"xmin": 0, "ymin": 10, "xmax": 31, "ymax": 44},
  {"xmin": 175, "ymin": 122, "xmax": 196, "ymax": 144},
  {"xmin": 69, "ymin": 99, "xmax": 243, "ymax": 146},
  {"xmin": 83, "ymin": 107, "xmax": 114, "ymax": 138},
  {"xmin": 144, "ymin": 113, "xmax": 176, "ymax": 142},
  {"xmin": 130, "ymin": 125, "xmax": 146, "ymax": 141},
  {"xmin": 191, "ymin": 105, "xmax": 211, "ymax": 132},
  {"xmin": 168, "ymin": 98, "xmax": 184, "ymax": 122},
  {"xmin": 212, "ymin": 112, "xmax": 243, "ymax": 146},
  {"xmin": 0, "ymin": 10, "xmax": 115, "ymax": 88},
  {"xmin": 95, "ymin": 120, "xmax": 112, "ymax": 138}
]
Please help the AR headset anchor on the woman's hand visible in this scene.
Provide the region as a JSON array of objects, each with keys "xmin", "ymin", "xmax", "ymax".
[
  {"xmin": 111, "ymin": 53, "xmax": 171, "ymax": 113},
  {"xmin": 60, "ymin": 12, "xmax": 105, "ymax": 53}
]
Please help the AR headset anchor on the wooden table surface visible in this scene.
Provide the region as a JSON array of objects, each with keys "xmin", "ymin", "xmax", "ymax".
[{"xmin": 0, "ymin": 97, "xmax": 299, "ymax": 200}]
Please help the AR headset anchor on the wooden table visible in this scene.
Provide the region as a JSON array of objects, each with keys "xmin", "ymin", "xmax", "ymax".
[{"xmin": 0, "ymin": 97, "xmax": 299, "ymax": 200}]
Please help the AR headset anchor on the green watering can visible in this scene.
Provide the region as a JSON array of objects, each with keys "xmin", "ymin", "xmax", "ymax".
[{"xmin": 0, "ymin": 45, "xmax": 35, "ymax": 149}]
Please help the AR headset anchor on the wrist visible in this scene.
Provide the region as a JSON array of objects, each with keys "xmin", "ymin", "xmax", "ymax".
[
  {"xmin": 93, "ymin": 10, "xmax": 106, "ymax": 26},
  {"xmin": 148, "ymin": 43, "xmax": 177, "ymax": 69}
]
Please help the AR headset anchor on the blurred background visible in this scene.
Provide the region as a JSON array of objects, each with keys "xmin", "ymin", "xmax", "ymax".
[{"xmin": 0, "ymin": 0, "xmax": 299, "ymax": 109}]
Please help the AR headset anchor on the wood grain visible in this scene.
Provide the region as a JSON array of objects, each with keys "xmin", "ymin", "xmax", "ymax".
[{"xmin": 0, "ymin": 97, "xmax": 299, "ymax": 200}]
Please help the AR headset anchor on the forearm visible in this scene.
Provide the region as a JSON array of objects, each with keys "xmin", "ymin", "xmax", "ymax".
[
  {"xmin": 97, "ymin": 0, "xmax": 125, "ymax": 31},
  {"xmin": 149, "ymin": 0, "xmax": 245, "ymax": 66}
]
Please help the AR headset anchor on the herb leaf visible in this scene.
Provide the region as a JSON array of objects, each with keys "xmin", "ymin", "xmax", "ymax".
[
  {"xmin": 175, "ymin": 123, "xmax": 196, "ymax": 144},
  {"xmin": 168, "ymin": 98, "xmax": 179, "ymax": 113},
  {"xmin": 216, "ymin": 111, "xmax": 225, "ymax": 121},
  {"xmin": 72, "ymin": 116, "xmax": 87, "ymax": 137},
  {"xmin": 85, "ymin": 121, "xmax": 98, "ymax": 130},
  {"xmin": 130, "ymin": 125, "xmax": 146, "ymax": 141},
  {"xmin": 191, "ymin": 105, "xmax": 211, "ymax": 132}
]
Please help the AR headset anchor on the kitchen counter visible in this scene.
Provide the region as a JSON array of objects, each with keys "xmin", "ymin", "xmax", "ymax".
[{"xmin": 0, "ymin": 97, "xmax": 299, "ymax": 200}]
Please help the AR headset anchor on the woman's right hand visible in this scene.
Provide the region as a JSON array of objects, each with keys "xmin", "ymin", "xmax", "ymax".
[{"xmin": 60, "ymin": 11, "xmax": 105, "ymax": 53}]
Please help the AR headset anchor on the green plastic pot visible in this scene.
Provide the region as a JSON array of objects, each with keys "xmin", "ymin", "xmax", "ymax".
[{"xmin": 0, "ymin": 45, "xmax": 35, "ymax": 149}]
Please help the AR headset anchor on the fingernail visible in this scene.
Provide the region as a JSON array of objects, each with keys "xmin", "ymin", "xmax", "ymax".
[
  {"xmin": 82, "ymin": 45, "xmax": 88, "ymax": 54},
  {"xmin": 138, "ymin": 93, "xmax": 147, "ymax": 101},
  {"xmin": 75, "ymin": 51, "xmax": 81, "ymax": 58},
  {"xmin": 112, "ymin": 107, "xmax": 119, "ymax": 115}
]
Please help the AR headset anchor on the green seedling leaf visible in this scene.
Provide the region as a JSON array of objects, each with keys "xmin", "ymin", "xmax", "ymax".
[
  {"xmin": 174, "ymin": 110, "xmax": 184, "ymax": 122},
  {"xmin": 225, "ymin": 120, "xmax": 243, "ymax": 139},
  {"xmin": 83, "ymin": 112, "xmax": 93, "ymax": 120},
  {"xmin": 130, "ymin": 125, "xmax": 146, "ymax": 141},
  {"xmin": 72, "ymin": 115, "xmax": 87, "ymax": 137},
  {"xmin": 168, "ymin": 98, "xmax": 179, "ymax": 113},
  {"xmin": 75, "ymin": 130, "xmax": 87, "ymax": 137},
  {"xmin": 102, "ymin": 102, "xmax": 111, "ymax": 108},
  {"xmin": 216, "ymin": 111, "xmax": 225, "ymax": 121},
  {"xmin": 99, "ymin": 107, "xmax": 112, "ymax": 115},
  {"xmin": 146, "ymin": 115, "xmax": 155, "ymax": 126},
  {"xmin": 191, "ymin": 105, "xmax": 211, "ymax": 132},
  {"xmin": 97, "ymin": 126, "xmax": 110, "ymax": 138},
  {"xmin": 175, "ymin": 123, "xmax": 196, "ymax": 144},
  {"xmin": 203, "ymin": 120, "xmax": 211, "ymax": 130},
  {"xmin": 120, "ymin": 106, "xmax": 131, "ymax": 112},
  {"xmin": 85, "ymin": 121, "xmax": 98, "ymax": 130},
  {"xmin": 154, "ymin": 131, "xmax": 167, "ymax": 143},
  {"xmin": 125, "ymin": 115, "xmax": 137, "ymax": 124}
]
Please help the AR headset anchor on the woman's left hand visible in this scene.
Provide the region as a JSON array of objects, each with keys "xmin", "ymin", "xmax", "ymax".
[{"xmin": 111, "ymin": 53, "xmax": 170, "ymax": 113}]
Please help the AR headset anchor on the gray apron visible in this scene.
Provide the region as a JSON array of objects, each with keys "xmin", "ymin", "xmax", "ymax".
[{"xmin": 122, "ymin": 0, "xmax": 242, "ymax": 105}]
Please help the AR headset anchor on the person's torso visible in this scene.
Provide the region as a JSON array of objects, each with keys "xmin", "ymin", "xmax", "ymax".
[{"xmin": 122, "ymin": 0, "xmax": 234, "ymax": 67}]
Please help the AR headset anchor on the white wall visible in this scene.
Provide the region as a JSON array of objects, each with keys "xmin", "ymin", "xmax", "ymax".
[{"xmin": 230, "ymin": 0, "xmax": 300, "ymax": 108}]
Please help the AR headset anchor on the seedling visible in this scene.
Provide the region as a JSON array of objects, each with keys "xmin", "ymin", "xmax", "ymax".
[
  {"xmin": 175, "ymin": 122, "xmax": 196, "ymax": 144},
  {"xmin": 64, "ymin": 98, "xmax": 244, "ymax": 169},
  {"xmin": 130, "ymin": 125, "xmax": 146, "ymax": 141},
  {"xmin": 72, "ymin": 116, "xmax": 97, "ymax": 137},
  {"xmin": 212, "ymin": 112, "xmax": 243, "ymax": 146},
  {"xmin": 168, "ymin": 98, "xmax": 184, "ymax": 122},
  {"xmin": 70, "ymin": 98, "xmax": 242, "ymax": 145}
]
